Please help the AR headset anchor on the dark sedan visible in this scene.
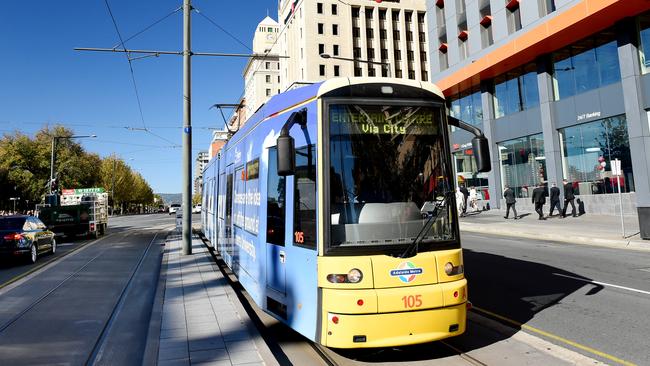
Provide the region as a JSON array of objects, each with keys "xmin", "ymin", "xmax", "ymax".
[{"xmin": 0, "ymin": 215, "xmax": 56, "ymax": 264}]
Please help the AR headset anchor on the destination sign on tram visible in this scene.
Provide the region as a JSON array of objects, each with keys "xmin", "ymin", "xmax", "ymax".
[{"xmin": 329, "ymin": 105, "xmax": 437, "ymax": 136}]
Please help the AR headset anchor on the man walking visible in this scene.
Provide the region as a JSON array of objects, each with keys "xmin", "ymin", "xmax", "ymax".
[
  {"xmin": 548, "ymin": 182, "xmax": 562, "ymax": 217},
  {"xmin": 460, "ymin": 184, "xmax": 469, "ymax": 215},
  {"xmin": 503, "ymin": 185, "xmax": 517, "ymax": 219},
  {"xmin": 532, "ymin": 183, "xmax": 547, "ymax": 220},
  {"xmin": 562, "ymin": 179, "xmax": 577, "ymax": 217}
]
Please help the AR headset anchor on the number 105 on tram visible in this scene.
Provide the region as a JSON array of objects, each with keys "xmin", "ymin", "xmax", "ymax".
[{"xmin": 201, "ymin": 77, "xmax": 491, "ymax": 349}]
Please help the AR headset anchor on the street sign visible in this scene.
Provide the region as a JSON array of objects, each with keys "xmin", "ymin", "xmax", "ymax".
[
  {"xmin": 611, "ymin": 159, "xmax": 622, "ymax": 176},
  {"xmin": 62, "ymin": 187, "xmax": 105, "ymax": 195}
]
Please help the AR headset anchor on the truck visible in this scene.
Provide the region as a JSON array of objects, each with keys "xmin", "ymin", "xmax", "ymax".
[{"xmin": 37, "ymin": 188, "xmax": 109, "ymax": 239}]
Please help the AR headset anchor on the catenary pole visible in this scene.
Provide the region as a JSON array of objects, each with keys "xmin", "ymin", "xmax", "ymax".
[{"xmin": 182, "ymin": 0, "xmax": 192, "ymax": 255}]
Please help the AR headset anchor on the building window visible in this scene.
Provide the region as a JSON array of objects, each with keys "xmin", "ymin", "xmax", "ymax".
[
  {"xmin": 379, "ymin": 9, "xmax": 387, "ymax": 20},
  {"xmin": 538, "ymin": 0, "xmax": 556, "ymax": 16},
  {"xmin": 450, "ymin": 86, "xmax": 483, "ymax": 126},
  {"xmin": 354, "ymin": 67, "xmax": 362, "ymax": 76},
  {"xmin": 394, "ymin": 50, "xmax": 401, "ymax": 60},
  {"xmin": 421, "ymin": 70, "xmax": 428, "ymax": 81},
  {"xmin": 395, "ymin": 69, "xmax": 403, "ymax": 78},
  {"xmin": 319, "ymin": 43, "xmax": 325, "ymax": 54},
  {"xmin": 265, "ymin": 61, "xmax": 270, "ymax": 69},
  {"xmin": 266, "ymin": 75, "xmax": 271, "ymax": 83},
  {"xmin": 317, "ymin": 2, "xmax": 323, "ymax": 14},
  {"xmin": 498, "ymin": 134, "xmax": 547, "ymax": 198},
  {"xmin": 353, "ymin": 47, "xmax": 361, "ymax": 58},
  {"xmin": 266, "ymin": 88, "xmax": 271, "ymax": 96},
  {"xmin": 393, "ymin": 30, "xmax": 400, "ymax": 40},
  {"xmin": 352, "ymin": 7, "xmax": 360, "ymax": 18},
  {"xmin": 380, "ymin": 29, "xmax": 387, "ymax": 39},
  {"xmin": 559, "ymin": 116, "xmax": 634, "ymax": 194},
  {"xmin": 367, "ymin": 48, "xmax": 375, "ymax": 59},
  {"xmin": 353, "ymin": 27, "xmax": 360, "ymax": 38},
  {"xmin": 420, "ymin": 50, "xmax": 427, "ymax": 62},
  {"xmin": 506, "ymin": 1, "xmax": 522, "ymax": 34},
  {"xmin": 332, "ymin": 4, "xmax": 337, "ymax": 15},
  {"xmin": 381, "ymin": 49, "xmax": 388, "ymax": 59},
  {"xmin": 319, "ymin": 64, "xmax": 326, "ymax": 76},
  {"xmin": 640, "ymin": 15, "xmax": 650, "ymax": 73},
  {"xmin": 318, "ymin": 23, "xmax": 324, "ymax": 34},
  {"xmin": 333, "ymin": 45, "xmax": 339, "ymax": 56},
  {"xmin": 332, "ymin": 24, "xmax": 339, "ymax": 35},
  {"xmin": 493, "ymin": 63, "xmax": 539, "ymax": 118},
  {"xmin": 369, "ymin": 67, "xmax": 376, "ymax": 77},
  {"xmin": 552, "ymin": 30, "xmax": 620, "ymax": 100},
  {"xmin": 334, "ymin": 65, "xmax": 340, "ymax": 76},
  {"xmin": 382, "ymin": 66, "xmax": 388, "ymax": 77},
  {"xmin": 366, "ymin": 28, "xmax": 374, "ymax": 38},
  {"xmin": 278, "ymin": 75, "xmax": 280, "ymax": 83},
  {"xmin": 407, "ymin": 31, "xmax": 413, "ymax": 42},
  {"xmin": 408, "ymin": 70, "xmax": 415, "ymax": 79},
  {"xmin": 407, "ymin": 50, "xmax": 414, "ymax": 61}
]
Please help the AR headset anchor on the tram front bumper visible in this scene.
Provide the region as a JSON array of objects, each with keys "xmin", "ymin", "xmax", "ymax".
[{"xmin": 324, "ymin": 303, "xmax": 466, "ymax": 348}]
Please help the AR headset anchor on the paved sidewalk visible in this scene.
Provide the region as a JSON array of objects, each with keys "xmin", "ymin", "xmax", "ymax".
[
  {"xmin": 156, "ymin": 235, "xmax": 272, "ymax": 366},
  {"xmin": 459, "ymin": 207, "xmax": 649, "ymax": 250}
]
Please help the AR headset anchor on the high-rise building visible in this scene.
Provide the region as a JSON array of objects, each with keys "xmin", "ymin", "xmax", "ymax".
[
  {"xmin": 277, "ymin": 0, "xmax": 429, "ymax": 91},
  {"xmin": 243, "ymin": 16, "xmax": 282, "ymax": 118},
  {"xmin": 427, "ymin": 0, "xmax": 650, "ymax": 238},
  {"xmin": 194, "ymin": 151, "xmax": 210, "ymax": 196}
]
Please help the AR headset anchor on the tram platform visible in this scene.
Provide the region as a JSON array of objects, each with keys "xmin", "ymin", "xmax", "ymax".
[
  {"xmin": 459, "ymin": 207, "xmax": 648, "ymax": 250},
  {"xmin": 148, "ymin": 234, "xmax": 276, "ymax": 366}
]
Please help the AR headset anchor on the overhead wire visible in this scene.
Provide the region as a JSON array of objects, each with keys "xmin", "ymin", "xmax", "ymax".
[{"xmin": 192, "ymin": 7, "xmax": 253, "ymax": 52}]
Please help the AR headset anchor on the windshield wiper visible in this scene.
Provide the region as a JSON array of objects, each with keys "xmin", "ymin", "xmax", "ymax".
[{"xmin": 398, "ymin": 191, "xmax": 452, "ymax": 258}]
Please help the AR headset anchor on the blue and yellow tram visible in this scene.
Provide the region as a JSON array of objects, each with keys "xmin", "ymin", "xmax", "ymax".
[{"xmin": 201, "ymin": 77, "xmax": 490, "ymax": 348}]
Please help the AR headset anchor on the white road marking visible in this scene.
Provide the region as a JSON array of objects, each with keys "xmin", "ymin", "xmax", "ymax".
[
  {"xmin": 553, "ymin": 273, "xmax": 650, "ymax": 296},
  {"xmin": 58, "ymin": 243, "xmax": 74, "ymax": 247}
]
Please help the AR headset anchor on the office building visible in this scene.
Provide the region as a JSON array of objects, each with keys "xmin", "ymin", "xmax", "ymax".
[
  {"xmin": 277, "ymin": 0, "xmax": 429, "ymax": 91},
  {"xmin": 194, "ymin": 151, "xmax": 210, "ymax": 195},
  {"xmin": 427, "ymin": 0, "xmax": 650, "ymax": 238}
]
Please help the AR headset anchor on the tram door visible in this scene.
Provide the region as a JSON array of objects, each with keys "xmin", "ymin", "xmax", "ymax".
[{"xmin": 266, "ymin": 148, "xmax": 287, "ymax": 294}]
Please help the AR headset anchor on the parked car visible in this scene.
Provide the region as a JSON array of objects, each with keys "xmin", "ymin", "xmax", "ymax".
[
  {"xmin": 169, "ymin": 203, "xmax": 181, "ymax": 215},
  {"xmin": 0, "ymin": 215, "xmax": 56, "ymax": 264},
  {"xmin": 192, "ymin": 204, "xmax": 201, "ymax": 214}
]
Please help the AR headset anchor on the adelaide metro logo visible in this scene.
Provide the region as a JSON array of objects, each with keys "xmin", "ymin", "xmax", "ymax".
[{"xmin": 389, "ymin": 262, "xmax": 423, "ymax": 283}]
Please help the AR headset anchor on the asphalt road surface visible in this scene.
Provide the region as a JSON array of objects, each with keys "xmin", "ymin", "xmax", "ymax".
[
  {"xmin": 0, "ymin": 213, "xmax": 174, "ymax": 366},
  {"xmin": 461, "ymin": 231, "xmax": 650, "ymax": 365}
]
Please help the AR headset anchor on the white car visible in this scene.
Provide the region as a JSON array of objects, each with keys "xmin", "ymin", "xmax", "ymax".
[
  {"xmin": 168, "ymin": 203, "xmax": 181, "ymax": 215},
  {"xmin": 192, "ymin": 205, "xmax": 201, "ymax": 214}
]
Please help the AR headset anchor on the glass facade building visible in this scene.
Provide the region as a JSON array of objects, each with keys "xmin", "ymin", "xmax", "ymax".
[{"xmin": 430, "ymin": 2, "xmax": 650, "ymax": 238}]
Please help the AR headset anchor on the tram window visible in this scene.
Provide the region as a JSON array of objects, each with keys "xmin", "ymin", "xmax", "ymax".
[
  {"xmin": 267, "ymin": 148, "xmax": 286, "ymax": 246},
  {"xmin": 294, "ymin": 145, "xmax": 316, "ymax": 249},
  {"xmin": 218, "ymin": 173, "xmax": 226, "ymax": 219},
  {"xmin": 225, "ymin": 173, "xmax": 234, "ymax": 248},
  {"xmin": 245, "ymin": 158, "xmax": 260, "ymax": 235},
  {"xmin": 234, "ymin": 166, "xmax": 245, "ymax": 228}
]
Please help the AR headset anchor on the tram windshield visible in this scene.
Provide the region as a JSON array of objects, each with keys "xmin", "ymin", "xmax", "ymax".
[{"xmin": 328, "ymin": 103, "xmax": 456, "ymax": 252}]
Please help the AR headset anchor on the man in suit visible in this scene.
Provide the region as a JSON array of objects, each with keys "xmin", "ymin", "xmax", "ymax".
[
  {"xmin": 503, "ymin": 185, "xmax": 517, "ymax": 219},
  {"xmin": 532, "ymin": 183, "xmax": 547, "ymax": 220},
  {"xmin": 548, "ymin": 182, "xmax": 562, "ymax": 217},
  {"xmin": 562, "ymin": 179, "xmax": 577, "ymax": 217}
]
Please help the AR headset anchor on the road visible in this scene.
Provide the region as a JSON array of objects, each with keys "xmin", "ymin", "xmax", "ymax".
[
  {"xmin": 461, "ymin": 232, "xmax": 650, "ymax": 366},
  {"xmin": 0, "ymin": 213, "xmax": 173, "ymax": 366}
]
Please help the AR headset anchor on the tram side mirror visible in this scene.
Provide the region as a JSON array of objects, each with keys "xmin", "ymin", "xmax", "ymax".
[
  {"xmin": 277, "ymin": 135, "xmax": 296, "ymax": 176},
  {"xmin": 472, "ymin": 135, "xmax": 491, "ymax": 172}
]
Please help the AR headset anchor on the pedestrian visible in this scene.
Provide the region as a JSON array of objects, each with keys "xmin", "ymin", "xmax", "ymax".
[
  {"xmin": 562, "ymin": 179, "xmax": 577, "ymax": 217},
  {"xmin": 532, "ymin": 182, "xmax": 547, "ymax": 220},
  {"xmin": 456, "ymin": 187, "xmax": 465, "ymax": 217},
  {"xmin": 469, "ymin": 186, "xmax": 478, "ymax": 212},
  {"xmin": 548, "ymin": 182, "xmax": 562, "ymax": 217},
  {"xmin": 503, "ymin": 185, "xmax": 517, "ymax": 219},
  {"xmin": 459, "ymin": 184, "xmax": 469, "ymax": 215}
]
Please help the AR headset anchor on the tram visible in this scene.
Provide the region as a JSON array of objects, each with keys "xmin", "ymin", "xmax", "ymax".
[{"xmin": 201, "ymin": 77, "xmax": 490, "ymax": 348}]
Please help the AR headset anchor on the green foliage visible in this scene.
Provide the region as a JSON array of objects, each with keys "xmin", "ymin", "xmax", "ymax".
[{"xmin": 0, "ymin": 125, "xmax": 155, "ymax": 211}]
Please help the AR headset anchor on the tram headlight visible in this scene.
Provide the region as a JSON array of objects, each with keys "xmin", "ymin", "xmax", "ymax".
[
  {"xmin": 347, "ymin": 269, "xmax": 363, "ymax": 283},
  {"xmin": 444, "ymin": 262, "xmax": 464, "ymax": 276},
  {"xmin": 326, "ymin": 269, "xmax": 363, "ymax": 283}
]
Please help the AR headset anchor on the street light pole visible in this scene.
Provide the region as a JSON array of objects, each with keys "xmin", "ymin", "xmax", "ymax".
[
  {"xmin": 182, "ymin": 0, "xmax": 193, "ymax": 255},
  {"xmin": 319, "ymin": 53, "xmax": 391, "ymax": 77}
]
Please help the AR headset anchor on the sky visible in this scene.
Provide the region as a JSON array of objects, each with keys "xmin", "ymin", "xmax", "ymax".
[{"xmin": 0, "ymin": 0, "xmax": 278, "ymax": 193}]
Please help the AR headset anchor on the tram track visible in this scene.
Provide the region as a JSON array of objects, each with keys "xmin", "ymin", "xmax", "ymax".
[{"xmin": 0, "ymin": 222, "xmax": 171, "ymax": 365}]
